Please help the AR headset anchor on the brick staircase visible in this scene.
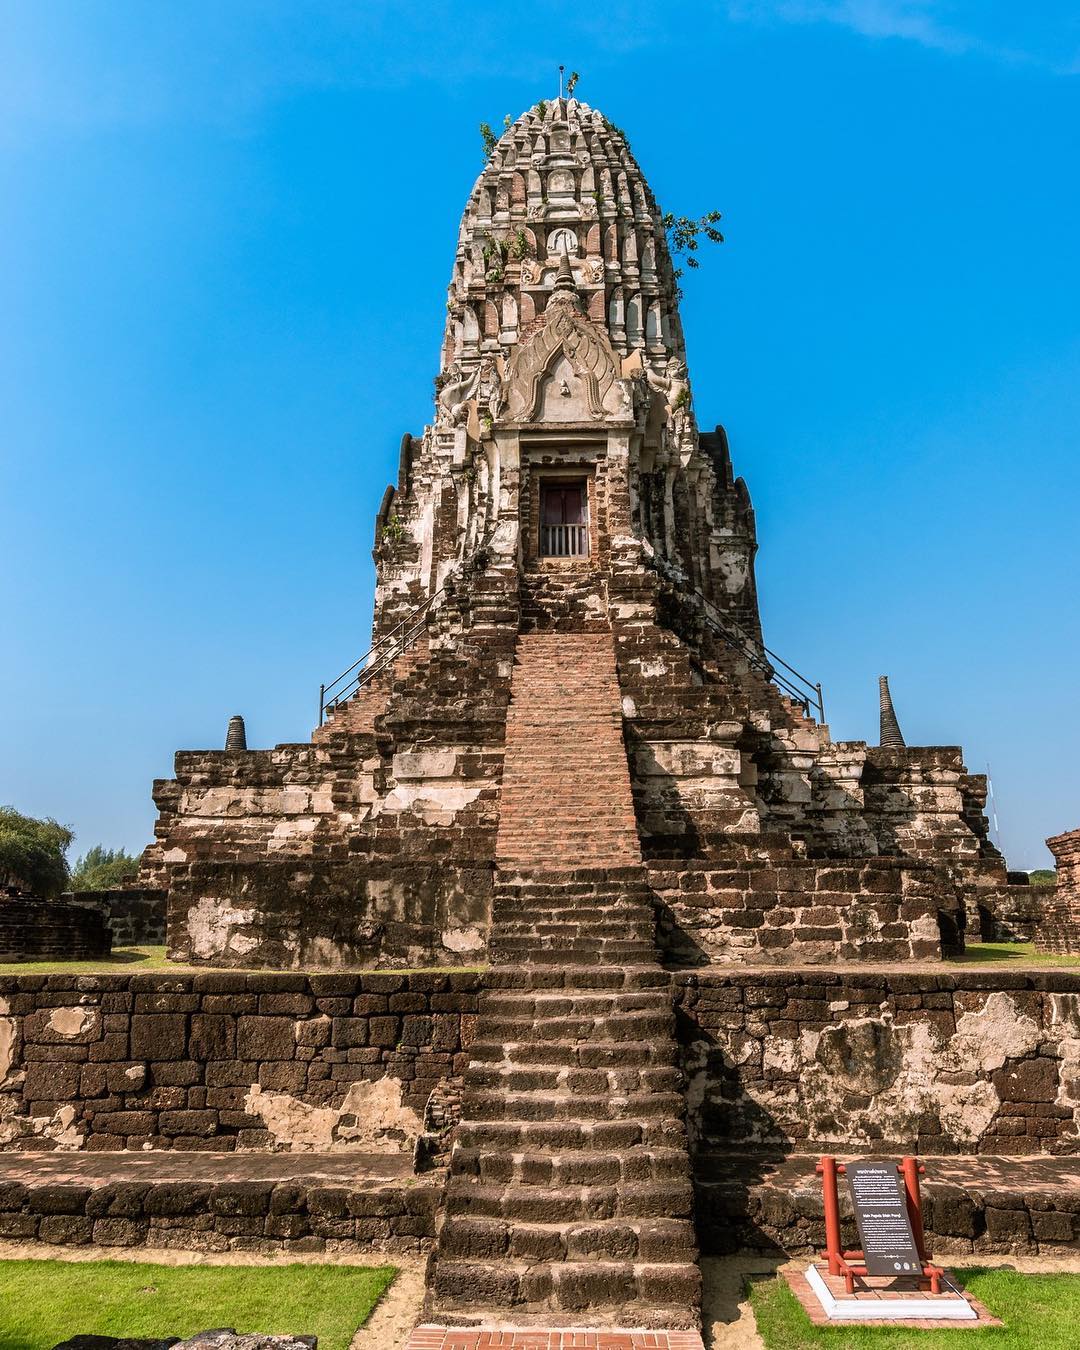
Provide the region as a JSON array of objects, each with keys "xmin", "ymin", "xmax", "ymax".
[
  {"xmin": 425, "ymin": 631, "xmax": 701, "ymax": 1334},
  {"xmin": 495, "ymin": 632, "xmax": 641, "ymax": 871},
  {"xmin": 520, "ymin": 569, "xmax": 610, "ymax": 632}
]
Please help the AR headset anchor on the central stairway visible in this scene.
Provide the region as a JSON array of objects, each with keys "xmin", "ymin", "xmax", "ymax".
[{"xmin": 424, "ymin": 632, "xmax": 702, "ymax": 1333}]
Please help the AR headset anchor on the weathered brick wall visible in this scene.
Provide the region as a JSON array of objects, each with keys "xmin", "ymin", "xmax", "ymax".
[
  {"xmin": 0, "ymin": 1170, "xmax": 441, "ymax": 1255},
  {"xmin": 147, "ymin": 618, "xmax": 514, "ymax": 970},
  {"xmin": 972, "ymin": 882, "xmax": 1048, "ymax": 942},
  {"xmin": 0, "ymin": 898, "xmax": 111, "ymax": 963},
  {"xmin": 1042, "ymin": 830, "xmax": 1080, "ymax": 955},
  {"xmin": 651, "ymin": 857, "xmax": 945, "ymax": 965},
  {"xmin": 0, "ymin": 971, "xmax": 480, "ymax": 1152},
  {"xmin": 676, "ymin": 969, "xmax": 1080, "ymax": 1156},
  {"xmin": 67, "ymin": 889, "xmax": 167, "ymax": 948}
]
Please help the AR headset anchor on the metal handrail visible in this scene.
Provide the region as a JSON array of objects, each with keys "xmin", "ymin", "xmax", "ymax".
[
  {"xmin": 647, "ymin": 554, "xmax": 825, "ymax": 723},
  {"xmin": 319, "ymin": 540, "xmax": 491, "ymax": 726}
]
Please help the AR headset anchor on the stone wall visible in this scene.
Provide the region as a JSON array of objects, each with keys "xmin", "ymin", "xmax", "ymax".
[
  {"xmin": 5, "ymin": 968, "xmax": 1079, "ymax": 1163},
  {"xmin": 1042, "ymin": 830, "xmax": 1080, "ymax": 955},
  {"xmin": 67, "ymin": 889, "xmax": 168, "ymax": 948},
  {"xmin": 0, "ymin": 971, "xmax": 480, "ymax": 1152},
  {"xmin": 972, "ymin": 881, "xmax": 1048, "ymax": 943},
  {"xmin": 676, "ymin": 969, "xmax": 1080, "ymax": 1157},
  {"xmin": 650, "ymin": 858, "xmax": 945, "ymax": 965},
  {"xmin": 0, "ymin": 1168, "xmax": 440, "ymax": 1255},
  {"xmin": 0, "ymin": 898, "xmax": 111, "ymax": 964}
]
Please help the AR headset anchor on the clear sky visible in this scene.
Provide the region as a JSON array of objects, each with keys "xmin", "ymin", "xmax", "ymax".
[{"xmin": 1, "ymin": 2, "xmax": 1077, "ymax": 870}]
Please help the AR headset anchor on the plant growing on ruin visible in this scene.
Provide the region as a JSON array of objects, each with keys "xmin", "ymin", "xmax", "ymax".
[
  {"xmin": 602, "ymin": 116, "xmax": 631, "ymax": 154},
  {"xmin": 381, "ymin": 515, "xmax": 408, "ymax": 546},
  {"xmin": 566, "ymin": 71, "xmax": 580, "ymax": 97},
  {"xmin": 507, "ymin": 228, "xmax": 532, "ymax": 261},
  {"xmin": 536, "ymin": 100, "xmax": 547, "ymax": 117},
  {"xmin": 662, "ymin": 210, "xmax": 724, "ymax": 296},
  {"xmin": 479, "ymin": 122, "xmax": 497, "ymax": 160}
]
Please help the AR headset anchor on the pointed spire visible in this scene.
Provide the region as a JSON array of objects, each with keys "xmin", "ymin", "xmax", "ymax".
[
  {"xmin": 225, "ymin": 715, "xmax": 247, "ymax": 751},
  {"xmin": 878, "ymin": 676, "xmax": 906, "ymax": 748},
  {"xmin": 554, "ymin": 239, "xmax": 576, "ymax": 292}
]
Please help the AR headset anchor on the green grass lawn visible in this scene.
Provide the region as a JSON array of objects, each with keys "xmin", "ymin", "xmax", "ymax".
[
  {"xmin": 751, "ymin": 1267, "xmax": 1080, "ymax": 1349},
  {"xmin": 950, "ymin": 941, "xmax": 1080, "ymax": 968},
  {"xmin": 0, "ymin": 946, "xmax": 486, "ymax": 977},
  {"xmin": 0, "ymin": 1259, "xmax": 396, "ymax": 1350}
]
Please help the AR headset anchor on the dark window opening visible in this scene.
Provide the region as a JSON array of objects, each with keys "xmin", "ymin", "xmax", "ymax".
[{"xmin": 540, "ymin": 481, "xmax": 588, "ymax": 557}]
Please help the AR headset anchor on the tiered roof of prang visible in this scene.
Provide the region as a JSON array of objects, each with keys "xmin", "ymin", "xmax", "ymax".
[{"xmin": 439, "ymin": 97, "xmax": 690, "ymax": 401}]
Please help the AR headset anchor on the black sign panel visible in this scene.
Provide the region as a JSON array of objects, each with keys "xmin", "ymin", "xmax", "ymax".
[{"xmin": 846, "ymin": 1160, "xmax": 922, "ymax": 1277}]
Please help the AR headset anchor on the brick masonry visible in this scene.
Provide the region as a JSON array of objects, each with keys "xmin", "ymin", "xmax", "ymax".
[
  {"xmin": 3, "ymin": 969, "xmax": 1077, "ymax": 1160},
  {"xmin": 675, "ymin": 969, "xmax": 1080, "ymax": 1160},
  {"xmin": 0, "ymin": 896, "xmax": 111, "ymax": 963},
  {"xmin": 0, "ymin": 1150, "xmax": 437, "ymax": 1255},
  {"xmin": 695, "ymin": 1152, "xmax": 1080, "ymax": 1257},
  {"xmin": 1042, "ymin": 830, "xmax": 1080, "ymax": 954},
  {"xmin": 67, "ymin": 888, "xmax": 168, "ymax": 948},
  {"xmin": 0, "ymin": 971, "xmax": 479, "ymax": 1152}
]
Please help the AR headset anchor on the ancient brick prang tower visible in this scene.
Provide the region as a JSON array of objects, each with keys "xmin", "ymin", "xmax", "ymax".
[{"xmin": 143, "ymin": 97, "xmax": 1007, "ymax": 972}]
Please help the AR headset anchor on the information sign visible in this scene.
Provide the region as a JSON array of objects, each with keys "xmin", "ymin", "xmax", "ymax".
[{"xmin": 845, "ymin": 1159, "xmax": 923, "ymax": 1276}]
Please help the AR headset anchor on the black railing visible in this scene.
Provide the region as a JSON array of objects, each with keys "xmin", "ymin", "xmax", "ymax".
[
  {"xmin": 319, "ymin": 542, "xmax": 491, "ymax": 726},
  {"xmin": 648, "ymin": 555, "xmax": 825, "ymax": 722}
]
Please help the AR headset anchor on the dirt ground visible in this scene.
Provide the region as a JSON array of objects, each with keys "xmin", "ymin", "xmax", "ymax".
[{"xmin": 3, "ymin": 1242, "xmax": 1080, "ymax": 1349}]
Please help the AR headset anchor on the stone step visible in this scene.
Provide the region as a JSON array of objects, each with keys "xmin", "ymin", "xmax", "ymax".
[
  {"xmin": 438, "ymin": 1214, "xmax": 697, "ymax": 1262},
  {"xmin": 465, "ymin": 1065, "xmax": 682, "ymax": 1095},
  {"xmin": 491, "ymin": 920, "xmax": 656, "ymax": 941},
  {"xmin": 430, "ymin": 1258, "xmax": 701, "ymax": 1324},
  {"xmin": 467, "ymin": 1040, "xmax": 677, "ymax": 1070},
  {"xmin": 494, "ymin": 867, "xmax": 648, "ymax": 885},
  {"xmin": 449, "ymin": 1146, "xmax": 691, "ymax": 1187},
  {"xmin": 477, "ymin": 1011, "xmax": 674, "ymax": 1042},
  {"xmin": 444, "ymin": 1180, "xmax": 694, "ymax": 1222},
  {"xmin": 482, "ymin": 966, "xmax": 670, "ymax": 991},
  {"xmin": 487, "ymin": 941, "xmax": 658, "ymax": 965},
  {"xmin": 479, "ymin": 990, "xmax": 671, "ymax": 1016},
  {"xmin": 454, "ymin": 1119, "xmax": 683, "ymax": 1152},
  {"xmin": 460, "ymin": 1090, "xmax": 685, "ymax": 1123}
]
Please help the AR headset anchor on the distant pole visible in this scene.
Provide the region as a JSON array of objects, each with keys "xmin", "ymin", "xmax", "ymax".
[
  {"xmin": 987, "ymin": 762, "xmax": 1001, "ymax": 851},
  {"xmin": 558, "ymin": 64, "xmax": 564, "ymax": 98}
]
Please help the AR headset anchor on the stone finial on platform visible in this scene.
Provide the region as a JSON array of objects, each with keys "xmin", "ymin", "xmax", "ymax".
[
  {"xmin": 225, "ymin": 715, "xmax": 247, "ymax": 751},
  {"xmin": 878, "ymin": 675, "xmax": 906, "ymax": 748},
  {"xmin": 1039, "ymin": 829, "xmax": 1079, "ymax": 954}
]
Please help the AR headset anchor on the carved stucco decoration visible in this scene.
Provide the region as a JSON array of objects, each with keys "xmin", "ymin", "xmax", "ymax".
[{"xmin": 504, "ymin": 291, "xmax": 628, "ymax": 422}]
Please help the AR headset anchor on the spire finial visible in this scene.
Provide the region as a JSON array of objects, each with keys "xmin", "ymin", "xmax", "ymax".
[
  {"xmin": 225, "ymin": 714, "xmax": 247, "ymax": 751},
  {"xmin": 878, "ymin": 676, "xmax": 906, "ymax": 748},
  {"xmin": 554, "ymin": 237, "xmax": 576, "ymax": 292},
  {"xmin": 558, "ymin": 64, "xmax": 564, "ymax": 99}
]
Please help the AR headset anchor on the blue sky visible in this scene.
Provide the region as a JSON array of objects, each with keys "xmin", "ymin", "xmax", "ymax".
[{"xmin": 1, "ymin": 2, "xmax": 1077, "ymax": 869}]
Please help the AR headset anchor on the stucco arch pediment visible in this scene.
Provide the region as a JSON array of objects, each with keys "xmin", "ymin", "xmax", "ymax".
[{"xmin": 504, "ymin": 292, "xmax": 628, "ymax": 422}]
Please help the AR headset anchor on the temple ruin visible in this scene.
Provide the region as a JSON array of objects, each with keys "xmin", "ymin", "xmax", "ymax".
[
  {"xmin": 142, "ymin": 97, "xmax": 1010, "ymax": 977},
  {"xmin": 2, "ymin": 98, "xmax": 1074, "ymax": 1347}
]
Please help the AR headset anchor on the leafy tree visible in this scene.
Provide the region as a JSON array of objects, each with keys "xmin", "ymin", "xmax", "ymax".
[
  {"xmin": 566, "ymin": 71, "xmax": 580, "ymax": 97},
  {"xmin": 70, "ymin": 844, "xmax": 140, "ymax": 892},
  {"xmin": 1029, "ymin": 869, "xmax": 1057, "ymax": 887},
  {"xmin": 0, "ymin": 806, "xmax": 73, "ymax": 898},
  {"xmin": 480, "ymin": 121, "xmax": 498, "ymax": 160}
]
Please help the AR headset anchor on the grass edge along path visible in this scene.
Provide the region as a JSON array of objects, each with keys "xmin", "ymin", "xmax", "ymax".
[
  {"xmin": 0, "ymin": 1258, "xmax": 397, "ymax": 1350},
  {"xmin": 750, "ymin": 1266, "xmax": 1080, "ymax": 1349}
]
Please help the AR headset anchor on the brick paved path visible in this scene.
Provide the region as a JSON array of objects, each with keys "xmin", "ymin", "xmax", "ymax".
[{"xmin": 404, "ymin": 1329, "xmax": 705, "ymax": 1349}]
